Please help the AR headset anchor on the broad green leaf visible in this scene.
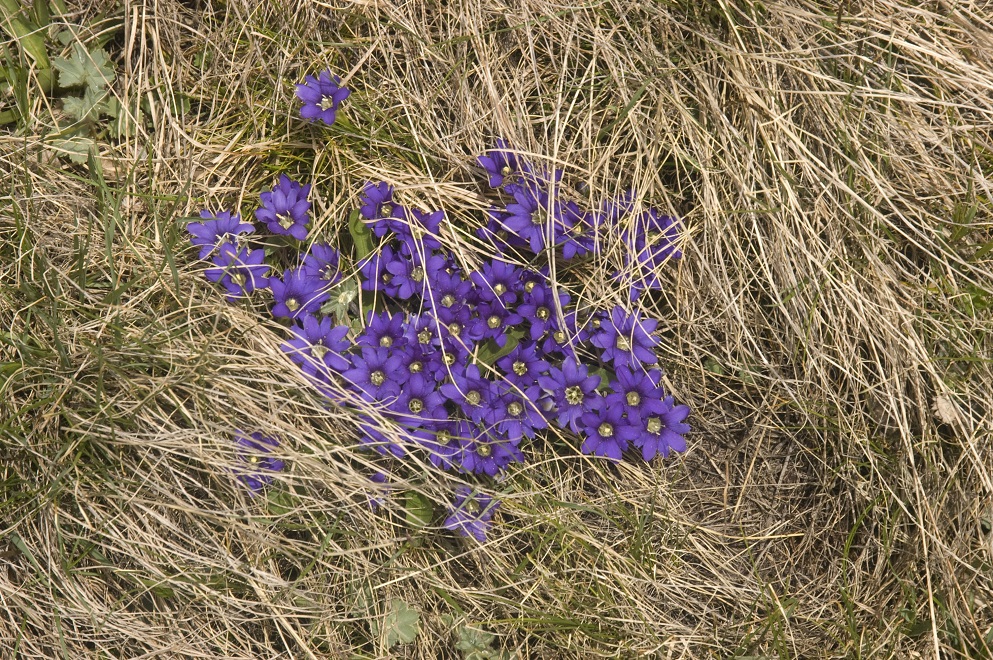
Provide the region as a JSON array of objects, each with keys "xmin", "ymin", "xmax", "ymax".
[
  {"xmin": 382, "ymin": 599, "xmax": 419, "ymax": 648},
  {"xmin": 53, "ymin": 42, "xmax": 114, "ymax": 90},
  {"xmin": 403, "ymin": 491, "xmax": 432, "ymax": 530},
  {"xmin": 49, "ymin": 135, "xmax": 95, "ymax": 163},
  {"xmin": 0, "ymin": 0, "xmax": 49, "ymax": 68},
  {"xmin": 348, "ymin": 208, "xmax": 375, "ymax": 261},
  {"xmin": 475, "ymin": 330, "xmax": 521, "ymax": 367},
  {"xmin": 62, "ymin": 87, "xmax": 109, "ymax": 121}
]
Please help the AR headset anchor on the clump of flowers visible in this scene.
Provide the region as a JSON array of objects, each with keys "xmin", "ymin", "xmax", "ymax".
[{"xmin": 188, "ymin": 69, "xmax": 690, "ymax": 542}]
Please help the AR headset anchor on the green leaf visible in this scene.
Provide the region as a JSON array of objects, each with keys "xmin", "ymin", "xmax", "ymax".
[
  {"xmin": 403, "ymin": 491, "xmax": 432, "ymax": 530},
  {"xmin": 53, "ymin": 42, "xmax": 114, "ymax": 90},
  {"xmin": 348, "ymin": 208, "xmax": 375, "ymax": 261},
  {"xmin": 475, "ymin": 330, "xmax": 521, "ymax": 367},
  {"xmin": 48, "ymin": 135, "xmax": 95, "ymax": 163},
  {"xmin": 0, "ymin": 0, "xmax": 50, "ymax": 69},
  {"xmin": 62, "ymin": 87, "xmax": 110, "ymax": 121},
  {"xmin": 382, "ymin": 599, "xmax": 419, "ymax": 648}
]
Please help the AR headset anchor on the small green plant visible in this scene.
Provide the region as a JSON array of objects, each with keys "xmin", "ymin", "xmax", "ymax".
[{"xmin": 442, "ymin": 615, "xmax": 514, "ymax": 660}]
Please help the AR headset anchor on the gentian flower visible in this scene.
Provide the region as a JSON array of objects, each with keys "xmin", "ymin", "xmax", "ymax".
[
  {"xmin": 495, "ymin": 341, "xmax": 549, "ymax": 389},
  {"xmin": 395, "ymin": 208, "xmax": 444, "ymax": 255},
  {"xmin": 538, "ymin": 356, "xmax": 601, "ymax": 433},
  {"xmin": 232, "ymin": 431, "xmax": 285, "ymax": 494},
  {"xmin": 359, "ymin": 182, "xmax": 396, "ymax": 225},
  {"xmin": 425, "ymin": 268, "xmax": 474, "ymax": 314},
  {"xmin": 342, "ymin": 347, "xmax": 403, "ymax": 399},
  {"xmin": 388, "ymin": 373, "xmax": 447, "ymax": 429},
  {"xmin": 281, "ymin": 314, "xmax": 351, "ymax": 378},
  {"xmin": 444, "ymin": 486, "xmax": 498, "ymax": 542},
  {"xmin": 357, "ymin": 414, "xmax": 407, "ymax": 458},
  {"xmin": 591, "ymin": 305, "xmax": 659, "ymax": 369},
  {"xmin": 632, "ymin": 396, "xmax": 690, "ymax": 461},
  {"xmin": 270, "ymin": 267, "xmax": 331, "ymax": 319},
  {"xmin": 299, "ymin": 243, "xmax": 341, "ymax": 284},
  {"xmin": 469, "ymin": 300, "xmax": 522, "ymax": 346},
  {"xmin": 385, "ymin": 250, "xmax": 445, "ymax": 300},
  {"xmin": 204, "ymin": 242, "xmax": 270, "ymax": 300},
  {"xmin": 606, "ymin": 366, "xmax": 667, "ymax": 425},
  {"xmin": 501, "ymin": 181, "xmax": 550, "ymax": 253},
  {"xmin": 459, "ymin": 431, "xmax": 524, "ymax": 476},
  {"xmin": 357, "ymin": 311, "xmax": 407, "ymax": 350},
  {"xmin": 188, "ymin": 210, "xmax": 254, "ymax": 259},
  {"xmin": 625, "ymin": 208, "xmax": 683, "ymax": 299},
  {"xmin": 477, "ymin": 210, "xmax": 529, "ymax": 253},
  {"xmin": 359, "ymin": 245, "xmax": 402, "ymax": 298},
  {"xmin": 412, "ymin": 423, "xmax": 464, "ymax": 471},
  {"xmin": 296, "ymin": 70, "xmax": 350, "ymax": 126},
  {"xmin": 255, "ymin": 174, "xmax": 312, "ymax": 240},
  {"xmin": 477, "ymin": 138, "xmax": 520, "ymax": 187},
  {"xmin": 579, "ymin": 397, "xmax": 640, "ymax": 460},
  {"xmin": 486, "ymin": 383, "xmax": 547, "ymax": 441},
  {"xmin": 518, "ymin": 282, "xmax": 569, "ymax": 341},
  {"xmin": 439, "ymin": 364, "xmax": 491, "ymax": 424},
  {"xmin": 470, "ymin": 258, "xmax": 521, "ymax": 306}
]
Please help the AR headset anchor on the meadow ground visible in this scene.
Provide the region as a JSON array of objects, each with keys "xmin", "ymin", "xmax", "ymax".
[{"xmin": 2, "ymin": 0, "xmax": 993, "ymax": 657}]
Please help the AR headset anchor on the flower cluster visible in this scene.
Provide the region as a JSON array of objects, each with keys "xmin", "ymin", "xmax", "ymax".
[{"xmin": 187, "ymin": 70, "xmax": 690, "ymax": 542}]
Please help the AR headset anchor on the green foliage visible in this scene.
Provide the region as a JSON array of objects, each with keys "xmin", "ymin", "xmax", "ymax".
[
  {"xmin": 53, "ymin": 42, "xmax": 114, "ymax": 89},
  {"xmin": 380, "ymin": 599, "xmax": 420, "ymax": 648},
  {"xmin": 442, "ymin": 615, "xmax": 514, "ymax": 660}
]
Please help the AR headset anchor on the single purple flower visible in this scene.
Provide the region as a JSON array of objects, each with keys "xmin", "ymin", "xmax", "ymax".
[
  {"xmin": 255, "ymin": 174, "xmax": 312, "ymax": 240},
  {"xmin": 388, "ymin": 372, "xmax": 447, "ymax": 429},
  {"xmin": 270, "ymin": 268, "xmax": 331, "ymax": 319},
  {"xmin": 299, "ymin": 243, "xmax": 342, "ymax": 284},
  {"xmin": 357, "ymin": 310, "xmax": 407, "ymax": 350},
  {"xmin": 538, "ymin": 356, "xmax": 601, "ymax": 433},
  {"xmin": 204, "ymin": 242, "xmax": 270, "ymax": 301},
  {"xmin": 606, "ymin": 366, "xmax": 667, "ymax": 425},
  {"xmin": 385, "ymin": 250, "xmax": 445, "ymax": 300},
  {"xmin": 359, "ymin": 182, "xmax": 395, "ymax": 223},
  {"xmin": 470, "ymin": 258, "xmax": 522, "ymax": 306},
  {"xmin": 579, "ymin": 398, "xmax": 640, "ymax": 461},
  {"xmin": 357, "ymin": 414, "xmax": 407, "ymax": 458},
  {"xmin": 395, "ymin": 208, "xmax": 444, "ymax": 255},
  {"xmin": 188, "ymin": 210, "xmax": 255, "ymax": 259},
  {"xmin": 359, "ymin": 245, "xmax": 402, "ymax": 298},
  {"xmin": 469, "ymin": 300, "xmax": 522, "ymax": 346},
  {"xmin": 281, "ymin": 314, "xmax": 351, "ymax": 378},
  {"xmin": 367, "ymin": 471, "xmax": 391, "ymax": 511},
  {"xmin": 343, "ymin": 347, "xmax": 404, "ymax": 399},
  {"xmin": 633, "ymin": 396, "xmax": 690, "ymax": 461},
  {"xmin": 296, "ymin": 70, "xmax": 350, "ymax": 126},
  {"xmin": 495, "ymin": 341, "xmax": 550, "ymax": 389},
  {"xmin": 477, "ymin": 138, "xmax": 520, "ymax": 188},
  {"xmin": 590, "ymin": 305, "xmax": 659, "ymax": 368},
  {"xmin": 501, "ymin": 181, "xmax": 550, "ymax": 253},
  {"xmin": 233, "ymin": 431, "xmax": 285, "ymax": 494},
  {"xmin": 518, "ymin": 282, "xmax": 570, "ymax": 341},
  {"xmin": 444, "ymin": 486, "xmax": 499, "ymax": 542},
  {"xmin": 486, "ymin": 383, "xmax": 547, "ymax": 441},
  {"xmin": 459, "ymin": 431, "xmax": 525, "ymax": 476},
  {"xmin": 412, "ymin": 423, "xmax": 464, "ymax": 471},
  {"xmin": 439, "ymin": 363, "xmax": 491, "ymax": 424},
  {"xmin": 425, "ymin": 268, "xmax": 474, "ymax": 314}
]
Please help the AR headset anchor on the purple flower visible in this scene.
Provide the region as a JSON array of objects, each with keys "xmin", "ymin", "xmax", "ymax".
[
  {"xmin": 343, "ymin": 347, "xmax": 403, "ymax": 399},
  {"xmin": 606, "ymin": 366, "xmax": 667, "ymax": 425},
  {"xmin": 357, "ymin": 414, "xmax": 407, "ymax": 458},
  {"xmin": 204, "ymin": 242, "xmax": 270, "ymax": 301},
  {"xmin": 281, "ymin": 314, "xmax": 351, "ymax": 379},
  {"xmin": 359, "ymin": 245, "xmax": 402, "ymax": 298},
  {"xmin": 299, "ymin": 243, "xmax": 341, "ymax": 284},
  {"xmin": 395, "ymin": 208, "xmax": 444, "ymax": 255},
  {"xmin": 412, "ymin": 423, "xmax": 464, "ymax": 471},
  {"xmin": 444, "ymin": 487, "xmax": 498, "ymax": 542},
  {"xmin": 486, "ymin": 383, "xmax": 547, "ymax": 441},
  {"xmin": 590, "ymin": 305, "xmax": 659, "ymax": 369},
  {"xmin": 255, "ymin": 175, "xmax": 312, "ymax": 240},
  {"xmin": 385, "ymin": 250, "xmax": 445, "ymax": 300},
  {"xmin": 469, "ymin": 300, "xmax": 522, "ymax": 345},
  {"xmin": 538, "ymin": 356, "xmax": 601, "ymax": 433},
  {"xmin": 233, "ymin": 431, "xmax": 285, "ymax": 494},
  {"xmin": 357, "ymin": 311, "xmax": 407, "ymax": 350},
  {"xmin": 270, "ymin": 268, "xmax": 331, "ymax": 319},
  {"xmin": 470, "ymin": 258, "xmax": 521, "ymax": 306},
  {"xmin": 477, "ymin": 211, "xmax": 529, "ymax": 253},
  {"xmin": 518, "ymin": 282, "xmax": 569, "ymax": 341},
  {"xmin": 367, "ymin": 471, "xmax": 391, "ymax": 511},
  {"xmin": 425, "ymin": 268, "xmax": 474, "ymax": 314},
  {"xmin": 296, "ymin": 70, "xmax": 350, "ymax": 126},
  {"xmin": 495, "ymin": 341, "xmax": 549, "ymax": 389},
  {"xmin": 188, "ymin": 210, "xmax": 255, "ymax": 259},
  {"xmin": 579, "ymin": 398, "xmax": 640, "ymax": 460},
  {"xmin": 632, "ymin": 396, "xmax": 690, "ymax": 461},
  {"xmin": 388, "ymin": 373, "xmax": 447, "ymax": 429},
  {"xmin": 477, "ymin": 138, "xmax": 520, "ymax": 188},
  {"xmin": 439, "ymin": 364, "xmax": 491, "ymax": 424},
  {"xmin": 555, "ymin": 200, "xmax": 595, "ymax": 259},
  {"xmin": 501, "ymin": 181, "xmax": 550, "ymax": 253}
]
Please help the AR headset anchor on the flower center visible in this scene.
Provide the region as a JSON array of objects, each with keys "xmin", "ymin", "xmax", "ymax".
[
  {"xmin": 626, "ymin": 391, "xmax": 641, "ymax": 407},
  {"xmin": 409, "ymin": 360, "xmax": 423, "ymax": 373},
  {"xmin": 320, "ymin": 265, "xmax": 337, "ymax": 281},
  {"xmin": 381, "ymin": 272, "xmax": 393, "ymax": 284},
  {"xmin": 370, "ymin": 370, "xmax": 385, "ymax": 386},
  {"xmin": 408, "ymin": 398, "xmax": 424, "ymax": 414},
  {"xmin": 440, "ymin": 294, "xmax": 456, "ymax": 307},
  {"xmin": 615, "ymin": 335, "xmax": 631, "ymax": 351},
  {"xmin": 552, "ymin": 330, "xmax": 566, "ymax": 344},
  {"xmin": 500, "ymin": 164, "xmax": 513, "ymax": 177},
  {"xmin": 310, "ymin": 343, "xmax": 329, "ymax": 360},
  {"xmin": 410, "ymin": 266, "xmax": 424, "ymax": 282},
  {"xmin": 230, "ymin": 272, "xmax": 246, "ymax": 287},
  {"xmin": 379, "ymin": 335, "xmax": 393, "ymax": 348},
  {"xmin": 487, "ymin": 315, "xmax": 501, "ymax": 329},
  {"xmin": 443, "ymin": 353, "xmax": 456, "ymax": 366},
  {"xmin": 418, "ymin": 329, "xmax": 433, "ymax": 344},
  {"xmin": 466, "ymin": 390, "xmax": 481, "ymax": 406},
  {"xmin": 476, "ymin": 443, "xmax": 492, "ymax": 457},
  {"xmin": 564, "ymin": 385, "xmax": 584, "ymax": 406},
  {"xmin": 646, "ymin": 417, "xmax": 662, "ymax": 434},
  {"xmin": 319, "ymin": 95, "xmax": 336, "ymax": 111},
  {"xmin": 507, "ymin": 401, "xmax": 523, "ymax": 416},
  {"xmin": 448, "ymin": 322, "xmax": 461, "ymax": 337},
  {"xmin": 512, "ymin": 361, "xmax": 527, "ymax": 376},
  {"xmin": 591, "ymin": 317, "xmax": 601, "ymax": 329},
  {"xmin": 285, "ymin": 298, "xmax": 300, "ymax": 312},
  {"xmin": 378, "ymin": 202, "xmax": 391, "ymax": 217},
  {"xmin": 536, "ymin": 306, "xmax": 550, "ymax": 320},
  {"xmin": 524, "ymin": 281, "xmax": 536, "ymax": 293},
  {"xmin": 248, "ymin": 454, "xmax": 260, "ymax": 464},
  {"xmin": 277, "ymin": 212, "xmax": 294, "ymax": 230},
  {"xmin": 464, "ymin": 498, "xmax": 481, "ymax": 514},
  {"xmin": 493, "ymin": 283, "xmax": 507, "ymax": 296},
  {"xmin": 598, "ymin": 422, "xmax": 614, "ymax": 438}
]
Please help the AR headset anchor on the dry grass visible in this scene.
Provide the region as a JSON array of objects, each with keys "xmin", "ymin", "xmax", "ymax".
[{"xmin": 2, "ymin": 0, "xmax": 993, "ymax": 657}]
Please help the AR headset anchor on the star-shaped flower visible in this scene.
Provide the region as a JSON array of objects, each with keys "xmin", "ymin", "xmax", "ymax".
[{"xmin": 296, "ymin": 70, "xmax": 350, "ymax": 126}]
